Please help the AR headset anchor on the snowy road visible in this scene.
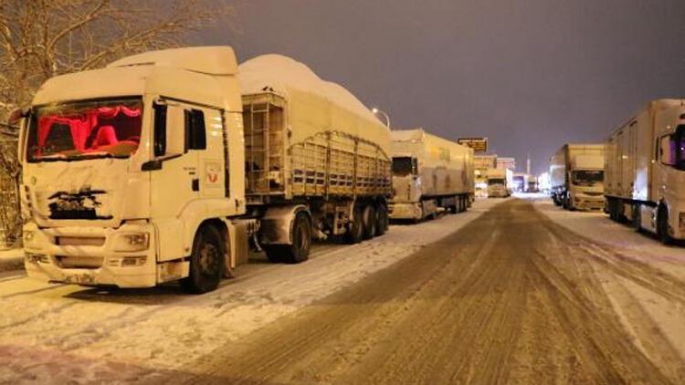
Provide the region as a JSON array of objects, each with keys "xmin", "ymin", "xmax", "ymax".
[
  {"xmin": 174, "ymin": 199, "xmax": 685, "ymax": 384},
  {"xmin": 2, "ymin": 198, "xmax": 685, "ymax": 384},
  {"xmin": 0, "ymin": 199, "xmax": 500, "ymax": 384}
]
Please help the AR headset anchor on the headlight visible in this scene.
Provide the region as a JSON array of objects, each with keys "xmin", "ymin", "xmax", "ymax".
[{"xmin": 112, "ymin": 233, "xmax": 149, "ymax": 252}]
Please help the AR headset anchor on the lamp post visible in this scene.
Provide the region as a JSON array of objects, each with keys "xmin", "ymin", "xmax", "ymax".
[{"xmin": 371, "ymin": 107, "xmax": 391, "ymax": 129}]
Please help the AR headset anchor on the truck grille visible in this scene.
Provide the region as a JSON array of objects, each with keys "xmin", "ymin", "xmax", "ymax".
[
  {"xmin": 55, "ymin": 255, "xmax": 103, "ymax": 269},
  {"xmin": 56, "ymin": 236, "xmax": 106, "ymax": 246}
]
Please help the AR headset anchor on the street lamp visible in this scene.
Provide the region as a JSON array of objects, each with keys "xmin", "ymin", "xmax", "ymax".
[{"xmin": 371, "ymin": 107, "xmax": 391, "ymax": 129}]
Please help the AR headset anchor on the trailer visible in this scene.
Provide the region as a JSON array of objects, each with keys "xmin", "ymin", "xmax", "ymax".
[
  {"xmin": 389, "ymin": 129, "xmax": 473, "ymax": 220},
  {"xmin": 549, "ymin": 144, "xmax": 604, "ymax": 211},
  {"xmin": 19, "ymin": 47, "xmax": 391, "ymax": 293},
  {"xmin": 604, "ymin": 99, "xmax": 685, "ymax": 244}
]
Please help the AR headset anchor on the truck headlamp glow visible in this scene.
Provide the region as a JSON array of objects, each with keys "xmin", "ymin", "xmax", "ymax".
[{"xmin": 112, "ymin": 233, "xmax": 149, "ymax": 252}]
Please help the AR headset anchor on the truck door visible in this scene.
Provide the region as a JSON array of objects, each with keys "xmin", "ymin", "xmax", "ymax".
[{"xmin": 149, "ymin": 100, "xmax": 200, "ymax": 220}]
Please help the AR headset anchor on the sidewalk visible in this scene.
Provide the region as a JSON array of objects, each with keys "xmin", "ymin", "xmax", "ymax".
[{"xmin": 0, "ymin": 248, "xmax": 23, "ymax": 272}]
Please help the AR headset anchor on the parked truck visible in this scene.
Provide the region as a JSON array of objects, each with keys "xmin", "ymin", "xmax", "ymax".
[
  {"xmin": 604, "ymin": 99, "xmax": 685, "ymax": 244},
  {"xmin": 549, "ymin": 144, "xmax": 604, "ymax": 210},
  {"xmin": 18, "ymin": 47, "xmax": 392, "ymax": 293},
  {"xmin": 525, "ymin": 174, "xmax": 538, "ymax": 192},
  {"xmin": 486, "ymin": 168, "xmax": 512, "ymax": 198},
  {"xmin": 389, "ymin": 129, "xmax": 473, "ymax": 220}
]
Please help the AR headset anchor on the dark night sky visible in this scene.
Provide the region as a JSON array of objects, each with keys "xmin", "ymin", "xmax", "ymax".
[{"xmin": 197, "ymin": 0, "xmax": 685, "ymax": 175}]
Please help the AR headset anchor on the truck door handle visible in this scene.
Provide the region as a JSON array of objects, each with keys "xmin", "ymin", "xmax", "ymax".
[{"xmin": 192, "ymin": 178, "xmax": 199, "ymax": 192}]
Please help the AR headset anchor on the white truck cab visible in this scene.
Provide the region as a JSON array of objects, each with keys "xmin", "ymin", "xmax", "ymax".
[{"xmin": 20, "ymin": 47, "xmax": 247, "ymax": 292}]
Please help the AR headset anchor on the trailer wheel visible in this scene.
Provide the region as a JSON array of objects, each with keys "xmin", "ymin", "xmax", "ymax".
[
  {"xmin": 632, "ymin": 203, "xmax": 641, "ymax": 232},
  {"xmin": 657, "ymin": 206, "xmax": 673, "ymax": 245},
  {"xmin": 264, "ymin": 213, "xmax": 311, "ymax": 264},
  {"xmin": 181, "ymin": 225, "xmax": 225, "ymax": 294},
  {"xmin": 284, "ymin": 212, "xmax": 311, "ymax": 263},
  {"xmin": 362, "ymin": 205, "xmax": 377, "ymax": 240},
  {"xmin": 376, "ymin": 204, "xmax": 389, "ymax": 236},
  {"xmin": 345, "ymin": 207, "xmax": 364, "ymax": 244}
]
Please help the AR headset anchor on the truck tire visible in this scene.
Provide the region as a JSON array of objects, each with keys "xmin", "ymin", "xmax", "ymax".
[
  {"xmin": 345, "ymin": 207, "xmax": 364, "ymax": 244},
  {"xmin": 632, "ymin": 203, "xmax": 641, "ymax": 232},
  {"xmin": 264, "ymin": 212, "xmax": 312, "ymax": 264},
  {"xmin": 376, "ymin": 204, "xmax": 389, "ymax": 236},
  {"xmin": 657, "ymin": 206, "xmax": 673, "ymax": 245},
  {"xmin": 362, "ymin": 205, "xmax": 377, "ymax": 240},
  {"xmin": 181, "ymin": 225, "xmax": 225, "ymax": 294}
]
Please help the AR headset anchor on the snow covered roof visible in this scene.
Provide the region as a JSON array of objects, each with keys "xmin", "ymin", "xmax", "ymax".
[
  {"xmin": 238, "ymin": 54, "xmax": 380, "ymax": 124},
  {"xmin": 108, "ymin": 46, "xmax": 238, "ymax": 76}
]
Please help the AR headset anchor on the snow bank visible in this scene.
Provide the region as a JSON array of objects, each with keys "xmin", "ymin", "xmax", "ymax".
[
  {"xmin": 0, "ymin": 199, "xmax": 502, "ymax": 383},
  {"xmin": 0, "ymin": 248, "xmax": 23, "ymax": 272}
]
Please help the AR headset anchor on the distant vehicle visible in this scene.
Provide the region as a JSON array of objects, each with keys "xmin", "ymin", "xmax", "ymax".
[
  {"xmin": 550, "ymin": 144, "xmax": 604, "ymax": 210},
  {"xmin": 486, "ymin": 168, "xmax": 512, "ymax": 198},
  {"xmin": 513, "ymin": 173, "xmax": 526, "ymax": 192},
  {"xmin": 389, "ymin": 129, "xmax": 474, "ymax": 221},
  {"xmin": 604, "ymin": 99, "xmax": 685, "ymax": 244},
  {"xmin": 525, "ymin": 175, "xmax": 539, "ymax": 192},
  {"xmin": 19, "ymin": 47, "xmax": 392, "ymax": 293}
]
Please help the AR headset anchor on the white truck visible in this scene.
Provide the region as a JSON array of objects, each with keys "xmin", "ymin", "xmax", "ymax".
[
  {"xmin": 604, "ymin": 99, "xmax": 685, "ymax": 244},
  {"xmin": 549, "ymin": 144, "xmax": 605, "ymax": 210},
  {"xmin": 389, "ymin": 129, "xmax": 473, "ymax": 220},
  {"xmin": 18, "ymin": 47, "xmax": 392, "ymax": 293},
  {"xmin": 486, "ymin": 168, "xmax": 512, "ymax": 198}
]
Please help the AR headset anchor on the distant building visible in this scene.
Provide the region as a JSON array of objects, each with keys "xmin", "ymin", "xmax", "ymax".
[{"xmin": 497, "ymin": 157, "xmax": 516, "ymax": 171}]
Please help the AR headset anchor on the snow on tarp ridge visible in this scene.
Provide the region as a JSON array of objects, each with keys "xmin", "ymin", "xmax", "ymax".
[{"xmin": 238, "ymin": 54, "xmax": 382, "ymax": 126}]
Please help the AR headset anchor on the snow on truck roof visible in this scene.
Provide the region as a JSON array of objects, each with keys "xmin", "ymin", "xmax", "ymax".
[
  {"xmin": 108, "ymin": 46, "xmax": 239, "ymax": 75},
  {"xmin": 238, "ymin": 54, "xmax": 381, "ymax": 125}
]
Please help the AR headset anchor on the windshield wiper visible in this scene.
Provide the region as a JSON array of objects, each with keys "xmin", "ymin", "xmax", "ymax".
[{"xmin": 38, "ymin": 153, "xmax": 128, "ymax": 162}]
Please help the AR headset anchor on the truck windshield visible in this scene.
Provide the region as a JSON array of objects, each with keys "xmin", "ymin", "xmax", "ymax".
[
  {"xmin": 677, "ymin": 125, "xmax": 685, "ymax": 171},
  {"xmin": 26, "ymin": 98, "xmax": 143, "ymax": 162},
  {"xmin": 392, "ymin": 157, "xmax": 415, "ymax": 176},
  {"xmin": 572, "ymin": 170, "xmax": 603, "ymax": 186},
  {"xmin": 488, "ymin": 178, "xmax": 505, "ymax": 185}
]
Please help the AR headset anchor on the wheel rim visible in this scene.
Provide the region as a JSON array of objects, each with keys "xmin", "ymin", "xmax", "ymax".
[{"xmin": 198, "ymin": 240, "xmax": 219, "ymax": 278}]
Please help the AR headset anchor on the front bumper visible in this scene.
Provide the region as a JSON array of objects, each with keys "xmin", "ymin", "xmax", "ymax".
[
  {"xmin": 23, "ymin": 222, "xmax": 158, "ymax": 288},
  {"xmin": 571, "ymin": 196, "xmax": 605, "ymax": 211},
  {"xmin": 389, "ymin": 202, "xmax": 422, "ymax": 220}
]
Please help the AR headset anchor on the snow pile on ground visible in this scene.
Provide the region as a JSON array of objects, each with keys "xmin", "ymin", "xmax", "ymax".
[
  {"xmin": 0, "ymin": 248, "xmax": 23, "ymax": 272},
  {"xmin": 0, "ymin": 198, "xmax": 503, "ymax": 383},
  {"xmin": 531, "ymin": 196, "xmax": 685, "ymax": 363},
  {"xmin": 532, "ymin": 198, "xmax": 685, "ymax": 280}
]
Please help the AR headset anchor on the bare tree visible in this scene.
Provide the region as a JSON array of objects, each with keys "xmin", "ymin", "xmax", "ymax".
[{"xmin": 0, "ymin": 0, "xmax": 234, "ymax": 247}]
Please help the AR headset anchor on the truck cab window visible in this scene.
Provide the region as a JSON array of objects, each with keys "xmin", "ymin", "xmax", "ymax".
[
  {"xmin": 185, "ymin": 109, "xmax": 207, "ymax": 150},
  {"xmin": 154, "ymin": 103, "xmax": 167, "ymax": 157},
  {"xmin": 392, "ymin": 157, "xmax": 416, "ymax": 176}
]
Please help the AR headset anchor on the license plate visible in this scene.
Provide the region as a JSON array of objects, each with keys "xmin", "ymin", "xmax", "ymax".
[{"xmin": 64, "ymin": 273, "xmax": 95, "ymax": 285}]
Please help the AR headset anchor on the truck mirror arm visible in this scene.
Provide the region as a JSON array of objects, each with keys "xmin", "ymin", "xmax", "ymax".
[{"xmin": 141, "ymin": 153, "xmax": 182, "ymax": 171}]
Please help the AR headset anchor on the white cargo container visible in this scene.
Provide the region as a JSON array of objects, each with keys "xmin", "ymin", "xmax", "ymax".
[
  {"xmin": 486, "ymin": 168, "xmax": 512, "ymax": 198},
  {"xmin": 605, "ymin": 99, "xmax": 685, "ymax": 243},
  {"xmin": 18, "ymin": 47, "xmax": 392, "ymax": 293},
  {"xmin": 549, "ymin": 144, "xmax": 605, "ymax": 210},
  {"xmin": 389, "ymin": 129, "xmax": 474, "ymax": 220}
]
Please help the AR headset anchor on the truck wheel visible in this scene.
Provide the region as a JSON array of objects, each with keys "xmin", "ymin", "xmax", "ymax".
[
  {"xmin": 657, "ymin": 207, "xmax": 673, "ymax": 245},
  {"xmin": 345, "ymin": 207, "xmax": 364, "ymax": 244},
  {"xmin": 376, "ymin": 204, "xmax": 389, "ymax": 236},
  {"xmin": 362, "ymin": 205, "xmax": 377, "ymax": 240},
  {"xmin": 283, "ymin": 212, "xmax": 311, "ymax": 263},
  {"xmin": 181, "ymin": 225, "xmax": 225, "ymax": 294},
  {"xmin": 264, "ymin": 213, "xmax": 311, "ymax": 264},
  {"xmin": 632, "ymin": 203, "xmax": 641, "ymax": 232}
]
